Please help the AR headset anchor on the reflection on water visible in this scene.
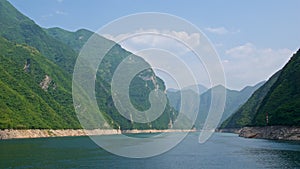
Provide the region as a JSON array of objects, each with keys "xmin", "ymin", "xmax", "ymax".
[
  {"xmin": 0, "ymin": 132, "xmax": 299, "ymax": 169},
  {"xmin": 243, "ymin": 140, "xmax": 300, "ymax": 168}
]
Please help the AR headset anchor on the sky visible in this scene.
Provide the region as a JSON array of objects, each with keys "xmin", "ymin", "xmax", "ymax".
[{"xmin": 8, "ymin": 0, "xmax": 300, "ymax": 90}]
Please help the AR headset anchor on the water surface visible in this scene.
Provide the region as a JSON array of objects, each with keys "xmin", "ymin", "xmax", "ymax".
[{"xmin": 1, "ymin": 132, "xmax": 299, "ymax": 169}]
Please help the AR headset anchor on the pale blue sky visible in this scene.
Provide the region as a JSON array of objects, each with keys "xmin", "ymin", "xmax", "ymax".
[{"xmin": 8, "ymin": 0, "xmax": 300, "ymax": 90}]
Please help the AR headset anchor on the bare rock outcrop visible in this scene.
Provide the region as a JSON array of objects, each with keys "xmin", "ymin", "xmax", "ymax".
[
  {"xmin": 239, "ymin": 126, "xmax": 300, "ymax": 141},
  {"xmin": 40, "ymin": 75, "xmax": 52, "ymax": 91}
]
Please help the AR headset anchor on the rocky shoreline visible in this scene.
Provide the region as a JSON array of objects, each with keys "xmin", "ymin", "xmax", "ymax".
[
  {"xmin": 0, "ymin": 129, "xmax": 196, "ymax": 140},
  {"xmin": 219, "ymin": 126, "xmax": 300, "ymax": 141},
  {"xmin": 4, "ymin": 127, "xmax": 299, "ymax": 141},
  {"xmin": 239, "ymin": 126, "xmax": 300, "ymax": 141},
  {"xmin": 215, "ymin": 128, "xmax": 242, "ymax": 134}
]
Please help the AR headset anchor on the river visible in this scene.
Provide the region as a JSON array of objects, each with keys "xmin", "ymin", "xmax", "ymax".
[{"xmin": 0, "ymin": 132, "xmax": 299, "ymax": 169}]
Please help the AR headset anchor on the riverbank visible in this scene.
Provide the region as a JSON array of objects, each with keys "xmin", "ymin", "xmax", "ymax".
[
  {"xmin": 215, "ymin": 128, "xmax": 241, "ymax": 134},
  {"xmin": 239, "ymin": 126, "xmax": 300, "ymax": 141},
  {"xmin": 0, "ymin": 129, "xmax": 196, "ymax": 140},
  {"xmin": 218, "ymin": 126, "xmax": 300, "ymax": 141}
]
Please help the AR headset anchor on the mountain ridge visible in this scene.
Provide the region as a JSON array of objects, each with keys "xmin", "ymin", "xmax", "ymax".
[
  {"xmin": 0, "ymin": 0, "xmax": 77, "ymax": 73},
  {"xmin": 221, "ymin": 49, "xmax": 300, "ymax": 128},
  {"xmin": 0, "ymin": 0, "xmax": 178, "ymax": 130},
  {"xmin": 166, "ymin": 82, "xmax": 264, "ymax": 129}
]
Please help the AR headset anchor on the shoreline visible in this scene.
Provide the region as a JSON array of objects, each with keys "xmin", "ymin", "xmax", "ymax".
[
  {"xmin": 218, "ymin": 126, "xmax": 300, "ymax": 141},
  {"xmin": 0, "ymin": 129, "xmax": 196, "ymax": 140},
  {"xmin": 215, "ymin": 128, "xmax": 242, "ymax": 134},
  {"xmin": 239, "ymin": 126, "xmax": 300, "ymax": 141}
]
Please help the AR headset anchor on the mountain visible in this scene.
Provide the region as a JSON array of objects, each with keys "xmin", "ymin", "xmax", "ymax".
[
  {"xmin": 0, "ymin": 36, "xmax": 80, "ymax": 129},
  {"xmin": 221, "ymin": 72, "xmax": 281, "ymax": 128},
  {"xmin": 253, "ymin": 49, "xmax": 300, "ymax": 126},
  {"xmin": 166, "ymin": 84, "xmax": 207, "ymax": 112},
  {"xmin": 221, "ymin": 49, "xmax": 300, "ymax": 128},
  {"xmin": 182, "ymin": 84, "xmax": 208, "ymax": 95},
  {"xmin": 166, "ymin": 90, "xmax": 181, "ymax": 111},
  {"xmin": 0, "ymin": 0, "xmax": 76, "ymax": 73},
  {"xmin": 166, "ymin": 83, "xmax": 264, "ymax": 129},
  {"xmin": 196, "ymin": 83, "xmax": 263, "ymax": 128},
  {"xmin": 45, "ymin": 27, "xmax": 179, "ymax": 130},
  {"xmin": 44, "ymin": 27, "xmax": 93, "ymax": 53},
  {"xmin": 0, "ymin": 0, "xmax": 178, "ymax": 130}
]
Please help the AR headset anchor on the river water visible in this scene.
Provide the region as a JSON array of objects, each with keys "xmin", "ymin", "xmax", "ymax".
[{"xmin": 0, "ymin": 132, "xmax": 299, "ymax": 169}]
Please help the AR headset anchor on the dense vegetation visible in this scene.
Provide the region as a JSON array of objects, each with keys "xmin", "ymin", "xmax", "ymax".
[
  {"xmin": 45, "ymin": 27, "xmax": 178, "ymax": 130},
  {"xmin": 221, "ymin": 72, "xmax": 280, "ymax": 128},
  {"xmin": 253, "ymin": 49, "xmax": 300, "ymax": 126},
  {"xmin": 221, "ymin": 49, "xmax": 300, "ymax": 128},
  {"xmin": 0, "ymin": 0, "xmax": 76, "ymax": 73},
  {"xmin": 0, "ymin": 37, "xmax": 80, "ymax": 129},
  {"xmin": 0, "ymin": 0, "xmax": 178, "ymax": 130},
  {"xmin": 44, "ymin": 27, "xmax": 94, "ymax": 53}
]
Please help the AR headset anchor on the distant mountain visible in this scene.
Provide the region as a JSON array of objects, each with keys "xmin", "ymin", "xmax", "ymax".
[
  {"xmin": 221, "ymin": 49, "xmax": 300, "ymax": 128},
  {"xmin": 166, "ymin": 84, "xmax": 207, "ymax": 111},
  {"xmin": 166, "ymin": 90, "xmax": 180, "ymax": 111},
  {"xmin": 167, "ymin": 88, "xmax": 180, "ymax": 93},
  {"xmin": 0, "ymin": 0, "xmax": 178, "ymax": 130},
  {"xmin": 166, "ymin": 82, "xmax": 264, "ymax": 129},
  {"xmin": 182, "ymin": 84, "xmax": 208, "ymax": 95},
  {"xmin": 196, "ymin": 83, "xmax": 263, "ymax": 128}
]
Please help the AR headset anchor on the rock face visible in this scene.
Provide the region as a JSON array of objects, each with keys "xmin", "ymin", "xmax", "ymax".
[
  {"xmin": 23, "ymin": 58, "xmax": 30, "ymax": 72},
  {"xmin": 216, "ymin": 128, "xmax": 241, "ymax": 134},
  {"xmin": 239, "ymin": 126, "xmax": 300, "ymax": 141},
  {"xmin": 39, "ymin": 75, "xmax": 52, "ymax": 91}
]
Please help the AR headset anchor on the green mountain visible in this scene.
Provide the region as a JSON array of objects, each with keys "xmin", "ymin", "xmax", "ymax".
[
  {"xmin": 253, "ymin": 49, "xmax": 300, "ymax": 126},
  {"xmin": 0, "ymin": 0, "xmax": 178, "ymax": 130},
  {"xmin": 221, "ymin": 49, "xmax": 300, "ymax": 128},
  {"xmin": 45, "ymin": 27, "xmax": 178, "ymax": 130},
  {"xmin": 0, "ymin": 0, "xmax": 76, "ymax": 73},
  {"xmin": 197, "ymin": 84, "xmax": 263, "ymax": 128},
  {"xmin": 166, "ymin": 83, "xmax": 263, "ymax": 129},
  {"xmin": 44, "ymin": 27, "xmax": 93, "ymax": 53},
  {"xmin": 0, "ymin": 36, "xmax": 80, "ymax": 129},
  {"xmin": 221, "ymin": 72, "xmax": 281, "ymax": 128}
]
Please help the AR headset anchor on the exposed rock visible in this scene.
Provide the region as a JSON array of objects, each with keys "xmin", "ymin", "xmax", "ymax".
[
  {"xmin": 139, "ymin": 74, "xmax": 153, "ymax": 81},
  {"xmin": 239, "ymin": 126, "xmax": 300, "ymax": 141},
  {"xmin": 216, "ymin": 128, "xmax": 242, "ymax": 134},
  {"xmin": 40, "ymin": 75, "xmax": 52, "ymax": 91},
  {"xmin": 23, "ymin": 58, "xmax": 30, "ymax": 72}
]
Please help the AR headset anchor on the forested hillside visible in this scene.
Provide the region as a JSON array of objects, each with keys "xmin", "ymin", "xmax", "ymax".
[
  {"xmin": 221, "ymin": 49, "xmax": 300, "ymax": 128},
  {"xmin": 0, "ymin": 0, "xmax": 178, "ymax": 130},
  {"xmin": 0, "ymin": 37, "xmax": 80, "ymax": 129}
]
